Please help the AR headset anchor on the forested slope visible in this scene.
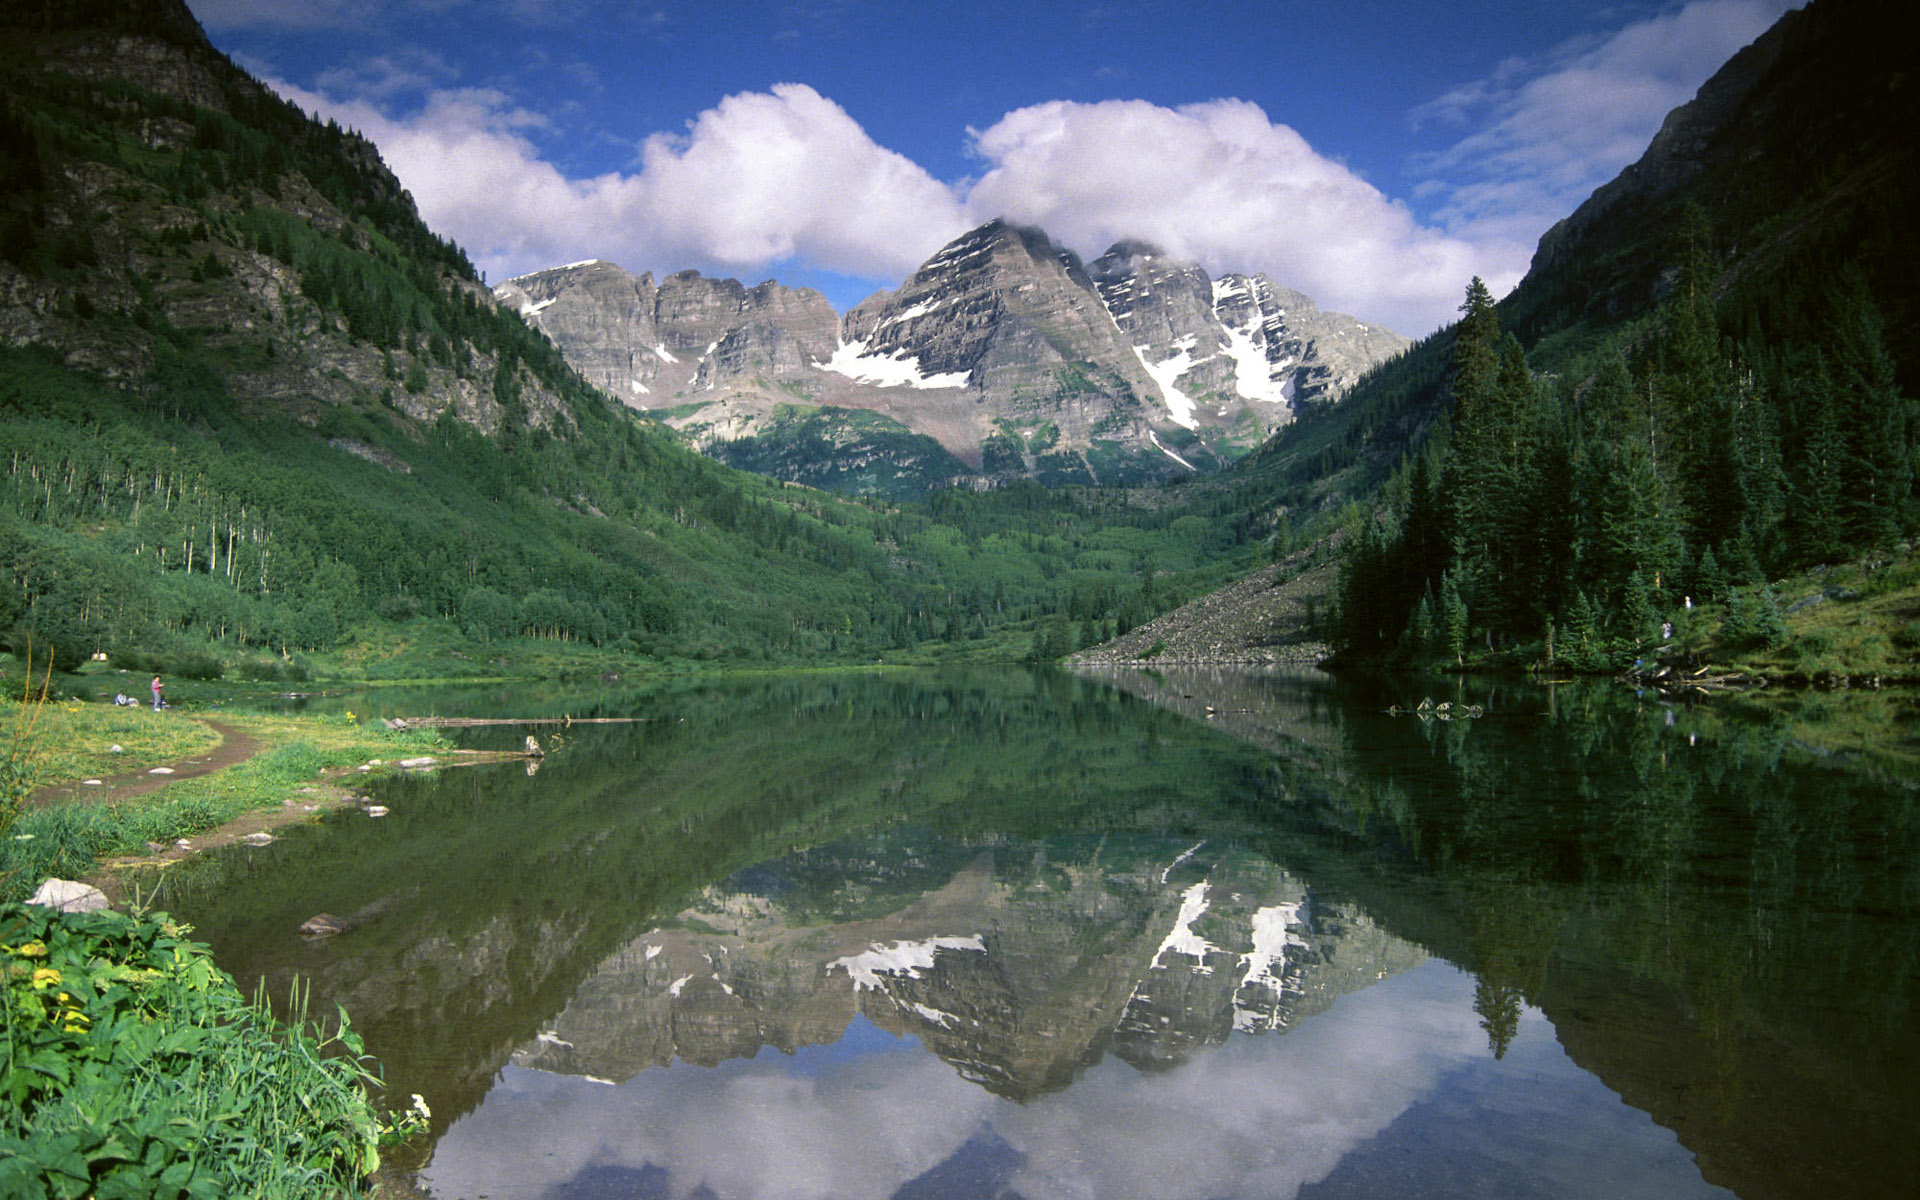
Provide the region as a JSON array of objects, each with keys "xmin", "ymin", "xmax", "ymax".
[
  {"xmin": 1241, "ymin": 0, "xmax": 1916, "ymax": 523},
  {"xmin": 1262, "ymin": 0, "xmax": 1918, "ymax": 671},
  {"xmin": 0, "ymin": 1, "xmax": 1280, "ymax": 675}
]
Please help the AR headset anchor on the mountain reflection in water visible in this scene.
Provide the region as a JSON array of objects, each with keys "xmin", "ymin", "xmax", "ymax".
[{"xmin": 158, "ymin": 668, "xmax": 1919, "ymax": 1199}]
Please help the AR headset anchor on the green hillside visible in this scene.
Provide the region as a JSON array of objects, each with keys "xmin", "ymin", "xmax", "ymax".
[
  {"xmin": 1250, "ymin": 0, "xmax": 1920, "ymax": 673},
  {"xmin": 0, "ymin": 1, "xmax": 1287, "ymax": 678}
]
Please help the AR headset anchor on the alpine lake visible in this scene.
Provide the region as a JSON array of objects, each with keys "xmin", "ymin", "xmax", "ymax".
[{"xmin": 149, "ymin": 667, "xmax": 1920, "ymax": 1200}]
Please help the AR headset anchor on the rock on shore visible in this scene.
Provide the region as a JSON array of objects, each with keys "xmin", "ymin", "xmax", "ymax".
[{"xmin": 1070, "ymin": 553, "xmax": 1334, "ymax": 667}]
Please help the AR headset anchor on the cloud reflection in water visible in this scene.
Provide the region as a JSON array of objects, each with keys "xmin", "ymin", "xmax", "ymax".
[{"xmin": 420, "ymin": 962, "xmax": 1726, "ymax": 1200}]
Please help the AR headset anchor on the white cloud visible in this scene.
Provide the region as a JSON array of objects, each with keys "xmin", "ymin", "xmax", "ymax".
[
  {"xmin": 256, "ymin": 1, "xmax": 1790, "ymax": 336},
  {"xmin": 961, "ymin": 97, "xmax": 1515, "ymax": 336},
  {"xmin": 633, "ymin": 85, "xmax": 969, "ymax": 278},
  {"xmin": 1414, "ymin": 0, "xmax": 1795, "ymax": 253},
  {"xmin": 269, "ymin": 79, "xmax": 969, "ymax": 289}
]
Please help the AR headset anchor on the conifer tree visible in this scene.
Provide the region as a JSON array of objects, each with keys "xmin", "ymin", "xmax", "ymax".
[
  {"xmin": 1824, "ymin": 269, "xmax": 1913, "ymax": 548},
  {"xmin": 1441, "ymin": 571, "xmax": 1467, "ymax": 667}
]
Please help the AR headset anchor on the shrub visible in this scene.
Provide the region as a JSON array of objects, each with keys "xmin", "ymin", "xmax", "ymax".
[
  {"xmin": 110, "ymin": 648, "xmax": 164, "ymax": 675},
  {"xmin": 234, "ymin": 658, "xmax": 286, "ymax": 682},
  {"xmin": 164, "ymin": 650, "xmax": 224, "ymax": 681},
  {"xmin": 0, "ymin": 903, "xmax": 408, "ymax": 1196}
]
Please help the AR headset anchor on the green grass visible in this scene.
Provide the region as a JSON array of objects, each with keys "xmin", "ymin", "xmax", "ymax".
[
  {"xmin": 1702, "ymin": 551, "xmax": 1920, "ymax": 682},
  {"xmin": 2, "ymin": 712, "xmax": 449, "ymax": 903},
  {"xmin": 2, "ymin": 902, "xmax": 421, "ymax": 1197},
  {"xmin": 3, "ymin": 701, "xmax": 221, "ymax": 789}
]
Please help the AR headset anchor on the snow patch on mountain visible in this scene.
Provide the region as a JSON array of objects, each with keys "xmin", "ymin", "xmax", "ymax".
[
  {"xmin": 1133, "ymin": 343, "xmax": 1199, "ymax": 429},
  {"xmin": 878, "ymin": 294, "xmax": 958, "ymax": 328},
  {"xmin": 1149, "ymin": 430, "xmax": 1196, "ymax": 471},
  {"xmin": 815, "ymin": 339, "xmax": 970, "ymax": 389}
]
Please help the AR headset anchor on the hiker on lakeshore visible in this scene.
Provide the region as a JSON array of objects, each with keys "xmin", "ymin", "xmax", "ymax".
[{"xmin": 151, "ymin": 675, "xmax": 164, "ymax": 711}]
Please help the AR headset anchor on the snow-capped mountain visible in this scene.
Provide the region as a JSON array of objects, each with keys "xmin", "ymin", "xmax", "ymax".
[{"xmin": 496, "ymin": 221, "xmax": 1407, "ymax": 496}]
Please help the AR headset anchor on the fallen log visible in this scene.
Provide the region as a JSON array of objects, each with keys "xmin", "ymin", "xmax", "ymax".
[{"xmin": 385, "ymin": 716, "xmax": 653, "ymax": 729}]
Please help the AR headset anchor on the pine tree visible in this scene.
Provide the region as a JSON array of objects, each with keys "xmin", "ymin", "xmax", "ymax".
[
  {"xmin": 1693, "ymin": 545, "xmax": 1725, "ymax": 603},
  {"xmin": 1825, "ymin": 269, "xmax": 1913, "ymax": 548},
  {"xmin": 1441, "ymin": 571, "xmax": 1468, "ymax": 667}
]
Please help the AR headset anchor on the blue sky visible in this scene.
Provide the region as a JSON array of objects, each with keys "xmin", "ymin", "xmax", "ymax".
[{"xmin": 184, "ymin": 0, "xmax": 1794, "ymax": 334}]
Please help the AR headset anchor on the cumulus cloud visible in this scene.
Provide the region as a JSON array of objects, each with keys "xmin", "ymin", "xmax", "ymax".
[
  {"xmin": 278, "ymin": 74, "xmax": 1511, "ymax": 334},
  {"xmin": 961, "ymin": 97, "xmax": 1515, "ymax": 336},
  {"xmin": 257, "ymin": 1, "xmax": 1788, "ymax": 336},
  {"xmin": 268, "ymin": 80, "xmax": 970, "ymax": 288},
  {"xmin": 633, "ymin": 86, "xmax": 970, "ymax": 277},
  {"xmin": 1413, "ymin": 0, "xmax": 1794, "ymax": 250}
]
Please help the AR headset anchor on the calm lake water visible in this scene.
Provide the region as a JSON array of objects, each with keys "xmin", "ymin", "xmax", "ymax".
[{"xmin": 155, "ymin": 667, "xmax": 1920, "ymax": 1200}]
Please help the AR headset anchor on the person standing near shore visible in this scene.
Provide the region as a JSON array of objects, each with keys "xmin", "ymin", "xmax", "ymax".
[{"xmin": 150, "ymin": 675, "xmax": 163, "ymax": 711}]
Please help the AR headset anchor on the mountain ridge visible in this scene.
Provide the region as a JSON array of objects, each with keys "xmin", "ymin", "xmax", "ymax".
[{"xmin": 499, "ymin": 221, "xmax": 1407, "ymax": 497}]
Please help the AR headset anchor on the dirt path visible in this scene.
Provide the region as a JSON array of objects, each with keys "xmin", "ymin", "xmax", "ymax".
[
  {"xmin": 27, "ymin": 717, "xmax": 536, "ymax": 904},
  {"xmin": 28, "ymin": 719, "xmax": 261, "ymax": 809}
]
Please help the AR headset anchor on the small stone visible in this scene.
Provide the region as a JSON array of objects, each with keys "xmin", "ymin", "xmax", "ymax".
[
  {"xmin": 242, "ymin": 832, "xmax": 274, "ymax": 846},
  {"xmin": 83, "ymin": 779, "xmax": 102, "ymax": 786},
  {"xmin": 299, "ymin": 913, "xmax": 348, "ymax": 938},
  {"xmin": 398, "ymin": 756, "xmax": 436, "ymax": 768},
  {"xmin": 30, "ymin": 879, "xmax": 109, "ymax": 913},
  {"xmin": 174, "ymin": 839, "xmax": 192, "ymax": 850},
  {"xmin": 109, "ymin": 744, "xmax": 124, "ymax": 753},
  {"xmin": 148, "ymin": 766, "xmax": 174, "ymax": 775},
  {"xmin": 366, "ymin": 805, "xmax": 390, "ymax": 817}
]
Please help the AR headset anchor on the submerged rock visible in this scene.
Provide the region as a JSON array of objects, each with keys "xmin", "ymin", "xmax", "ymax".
[{"xmin": 299, "ymin": 913, "xmax": 348, "ymax": 938}]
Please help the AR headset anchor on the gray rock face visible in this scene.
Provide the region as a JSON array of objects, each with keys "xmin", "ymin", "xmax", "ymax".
[
  {"xmin": 498, "ymin": 222, "xmax": 1408, "ymax": 495},
  {"xmin": 848, "ymin": 220, "xmax": 1153, "ymax": 389},
  {"xmin": 1096, "ymin": 243, "xmax": 1409, "ymax": 440},
  {"xmin": 1, "ymin": 3, "xmax": 563, "ymax": 438}
]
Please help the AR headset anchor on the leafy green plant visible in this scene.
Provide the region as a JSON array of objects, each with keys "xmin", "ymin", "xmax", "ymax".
[
  {"xmin": 2, "ymin": 646, "xmax": 52, "ymax": 867},
  {"xmin": 1, "ymin": 902, "xmax": 418, "ymax": 1197}
]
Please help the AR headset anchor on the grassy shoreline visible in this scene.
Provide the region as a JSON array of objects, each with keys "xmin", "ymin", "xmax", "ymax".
[
  {"xmin": 2, "ymin": 686, "xmax": 443, "ymax": 1196},
  {"xmin": 3, "ymin": 704, "xmax": 450, "ymax": 906}
]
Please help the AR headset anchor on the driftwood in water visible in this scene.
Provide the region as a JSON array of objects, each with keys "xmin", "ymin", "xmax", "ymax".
[{"xmin": 385, "ymin": 716, "xmax": 652, "ymax": 730}]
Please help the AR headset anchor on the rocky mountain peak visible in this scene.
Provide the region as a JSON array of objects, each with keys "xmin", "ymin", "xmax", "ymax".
[{"xmin": 499, "ymin": 220, "xmax": 1408, "ymax": 495}]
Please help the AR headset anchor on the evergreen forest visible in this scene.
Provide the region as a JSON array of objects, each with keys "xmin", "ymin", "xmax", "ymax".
[{"xmin": 1332, "ymin": 243, "xmax": 1918, "ymax": 671}]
